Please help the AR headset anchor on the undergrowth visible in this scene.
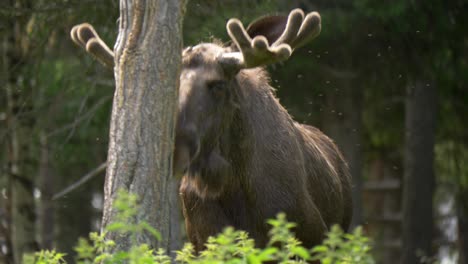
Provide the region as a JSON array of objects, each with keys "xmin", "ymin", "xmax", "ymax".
[{"xmin": 24, "ymin": 190, "xmax": 374, "ymax": 264}]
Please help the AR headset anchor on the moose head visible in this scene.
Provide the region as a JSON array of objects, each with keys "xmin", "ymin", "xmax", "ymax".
[{"xmin": 175, "ymin": 10, "xmax": 321, "ymax": 177}]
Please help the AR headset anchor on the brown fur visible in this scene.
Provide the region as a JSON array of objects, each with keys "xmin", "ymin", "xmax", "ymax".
[{"xmin": 175, "ymin": 43, "xmax": 352, "ymax": 252}]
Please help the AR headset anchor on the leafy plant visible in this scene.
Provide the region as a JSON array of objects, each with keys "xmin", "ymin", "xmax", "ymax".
[
  {"xmin": 23, "ymin": 250, "xmax": 67, "ymax": 264},
  {"xmin": 27, "ymin": 190, "xmax": 375, "ymax": 263},
  {"xmin": 311, "ymin": 225, "xmax": 374, "ymax": 264}
]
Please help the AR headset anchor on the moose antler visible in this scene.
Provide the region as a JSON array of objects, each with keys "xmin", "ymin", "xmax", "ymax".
[
  {"xmin": 70, "ymin": 23, "xmax": 115, "ymax": 69},
  {"xmin": 219, "ymin": 9, "xmax": 321, "ymax": 69}
]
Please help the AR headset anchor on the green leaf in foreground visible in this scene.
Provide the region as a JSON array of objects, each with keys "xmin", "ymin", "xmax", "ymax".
[{"xmin": 28, "ymin": 191, "xmax": 375, "ymax": 264}]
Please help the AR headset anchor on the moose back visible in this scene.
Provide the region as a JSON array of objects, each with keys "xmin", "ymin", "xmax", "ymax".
[{"xmin": 71, "ymin": 8, "xmax": 352, "ymax": 251}]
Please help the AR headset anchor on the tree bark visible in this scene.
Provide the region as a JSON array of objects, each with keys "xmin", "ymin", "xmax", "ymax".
[
  {"xmin": 401, "ymin": 80, "xmax": 437, "ymax": 264},
  {"xmin": 101, "ymin": 0, "xmax": 186, "ymax": 253},
  {"xmin": 457, "ymin": 189, "xmax": 468, "ymax": 264}
]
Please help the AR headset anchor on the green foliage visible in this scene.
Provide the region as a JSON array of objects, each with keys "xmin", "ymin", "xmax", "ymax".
[
  {"xmin": 73, "ymin": 232, "xmax": 115, "ymax": 263},
  {"xmin": 107, "ymin": 190, "xmax": 162, "ymax": 242},
  {"xmin": 24, "ymin": 250, "xmax": 67, "ymax": 264},
  {"xmin": 266, "ymin": 213, "xmax": 311, "ymax": 263},
  {"xmin": 29, "ymin": 191, "xmax": 374, "ymax": 264},
  {"xmin": 311, "ymin": 226, "xmax": 374, "ymax": 264}
]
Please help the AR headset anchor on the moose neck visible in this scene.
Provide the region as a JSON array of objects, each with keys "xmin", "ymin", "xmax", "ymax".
[
  {"xmin": 234, "ymin": 67, "xmax": 299, "ymax": 151},
  {"xmin": 198, "ymin": 66, "xmax": 300, "ymax": 170},
  {"xmin": 223, "ymin": 67, "xmax": 301, "ymax": 179}
]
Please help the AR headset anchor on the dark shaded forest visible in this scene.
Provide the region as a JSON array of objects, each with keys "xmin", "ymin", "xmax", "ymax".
[{"xmin": 1, "ymin": 0, "xmax": 467, "ymax": 263}]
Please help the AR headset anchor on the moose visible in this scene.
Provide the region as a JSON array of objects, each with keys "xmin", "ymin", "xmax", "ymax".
[{"xmin": 71, "ymin": 8, "xmax": 352, "ymax": 251}]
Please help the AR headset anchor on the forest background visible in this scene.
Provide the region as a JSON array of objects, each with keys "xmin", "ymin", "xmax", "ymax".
[{"xmin": 1, "ymin": 0, "xmax": 467, "ymax": 263}]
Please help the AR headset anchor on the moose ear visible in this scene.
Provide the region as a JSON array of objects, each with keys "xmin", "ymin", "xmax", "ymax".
[{"xmin": 246, "ymin": 15, "xmax": 288, "ymax": 45}]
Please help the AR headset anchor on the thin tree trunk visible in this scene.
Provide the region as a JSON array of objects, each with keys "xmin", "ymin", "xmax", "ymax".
[
  {"xmin": 101, "ymin": 0, "xmax": 187, "ymax": 253},
  {"xmin": 457, "ymin": 190, "xmax": 468, "ymax": 264},
  {"xmin": 7, "ymin": 72, "xmax": 37, "ymax": 264},
  {"xmin": 4, "ymin": 1, "xmax": 38, "ymax": 260},
  {"xmin": 401, "ymin": 80, "xmax": 437, "ymax": 264},
  {"xmin": 1, "ymin": 25, "xmax": 14, "ymax": 264},
  {"xmin": 38, "ymin": 132, "xmax": 54, "ymax": 249}
]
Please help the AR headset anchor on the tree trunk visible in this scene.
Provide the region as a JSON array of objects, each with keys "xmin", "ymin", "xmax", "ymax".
[
  {"xmin": 323, "ymin": 78, "xmax": 363, "ymax": 229},
  {"xmin": 401, "ymin": 80, "xmax": 437, "ymax": 264},
  {"xmin": 6, "ymin": 65, "xmax": 38, "ymax": 264},
  {"xmin": 38, "ymin": 132, "xmax": 54, "ymax": 250},
  {"xmin": 1, "ymin": 25, "xmax": 14, "ymax": 264},
  {"xmin": 4, "ymin": 1, "xmax": 38, "ymax": 261},
  {"xmin": 101, "ymin": 0, "xmax": 187, "ymax": 253},
  {"xmin": 456, "ymin": 189, "xmax": 468, "ymax": 264}
]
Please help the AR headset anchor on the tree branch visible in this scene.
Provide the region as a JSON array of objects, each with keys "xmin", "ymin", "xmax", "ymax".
[
  {"xmin": 47, "ymin": 95, "xmax": 112, "ymax": 138},
  {"xmin": 52, "ymin": 162, "xmax": 107, "ymax": 200}
]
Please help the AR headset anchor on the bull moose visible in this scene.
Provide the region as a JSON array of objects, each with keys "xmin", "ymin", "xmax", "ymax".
[{"xmin": 71, "ymin": 8, "xmax": 352, "ymax": 251}]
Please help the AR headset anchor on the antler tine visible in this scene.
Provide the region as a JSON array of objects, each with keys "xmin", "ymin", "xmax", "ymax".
[
  {"xmin": 271, "ymin": 9, "xmax": 304, "ymax": 47},
  {"xmin": 220, "ymin": 9, "xmax": 321, "ymax": 71},
  {"xmin": 70, "ymin": 23, "xmax": 115, "ymax": 69},
  {"xmin": 290, "ymin": 11, "xmax": 321, "ymax": 49},
  {"xmin": 223, "ymin": 18, "xmax": 291, "ymax": 69},
  {"xmin": 272, "ymin": 9, "xmax": 321, "ymax": 50},
  {"xmin": 70, "ymin": 25, "xmax": 85, "ymax": 48}
]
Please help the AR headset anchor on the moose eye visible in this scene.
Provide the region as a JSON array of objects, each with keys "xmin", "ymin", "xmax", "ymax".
[{"xmin": 207, "ymin": 80, "xmax": 227, "ymax": 93}]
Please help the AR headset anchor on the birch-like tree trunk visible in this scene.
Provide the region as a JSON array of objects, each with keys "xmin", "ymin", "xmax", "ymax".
[{"xmin": 101, "ymin": 0, "xmax": 186, "ymax": 253}]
